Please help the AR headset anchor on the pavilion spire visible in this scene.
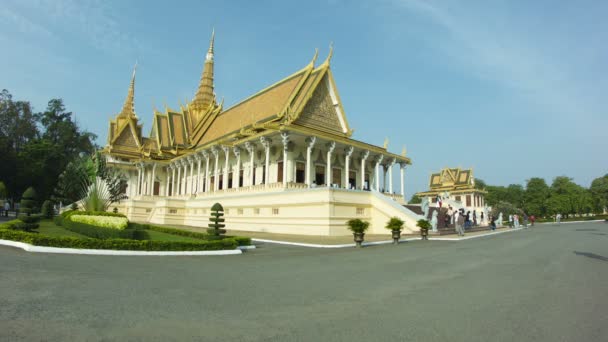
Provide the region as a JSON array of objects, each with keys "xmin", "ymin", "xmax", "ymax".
[
  {"xmin": 119, "ymin": 62, "xmax": 137, "ymax": 118},
  {"xmin": 192, "ymin": 29, "xmax": 216, "ymax": 109}
]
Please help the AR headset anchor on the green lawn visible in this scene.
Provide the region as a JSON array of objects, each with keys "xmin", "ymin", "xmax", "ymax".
[
  {"xmin": 145, "ymin": 230, "xmax": 204, "ymax": 242},
  {"xmin": 35, "ymin": 219, "xmax": 205, "ymax": 242},
  {"xmin": 36, "ymin": 220, "xmax": 88, "ymax": 238}
]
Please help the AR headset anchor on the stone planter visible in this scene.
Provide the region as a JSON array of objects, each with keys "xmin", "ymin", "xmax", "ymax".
[
  {"xmin": 420, "ymin": 228, "xmax": 429, "ymax": 240},
  {"xmin": 353, "ymin": 232, "xmax": 365, "ymax": 248},
  {"xmin": 391, "ymin": 229, "xmax": 401, "ymax": 244}
]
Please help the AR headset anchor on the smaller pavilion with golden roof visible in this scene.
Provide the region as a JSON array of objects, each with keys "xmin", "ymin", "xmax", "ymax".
[{"xmin": 416, "ymin": 167, "xmax": 486, "ymax": 210}]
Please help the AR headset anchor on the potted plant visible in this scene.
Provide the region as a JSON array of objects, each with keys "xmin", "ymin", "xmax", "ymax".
[
  {"xmin": 385, "ymin": 217, "xmax": 404, "ymax": 244},
  {"xmin": 346, "ymin": 218, "xmax": 370, "ymax": 248},
  {"xmin": 417, "ymin": 219, "xmax": 431, "ymax": 240}
]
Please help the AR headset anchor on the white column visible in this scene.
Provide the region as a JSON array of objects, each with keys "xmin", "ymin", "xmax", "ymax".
[
  {"xmin": 222, "ymin": 146, "xmax": 230, "ymax": 190},
  {"xmin": 136, "ymin": 165, "xmax": 142, "ymax": 195},
  {"xmin": 305, "ymin": 137, "xmax": 316, "ymax": 187},
  {"xmin": 143, "ymin": 164, "xmax": 150, "ymax": 195},
  {"xmin": 245, "ymin": 142, "xmax": 255, "ymax": 187},
  {"xmin": 233, "ymin": 146, "xmax": 241, "ymax": 189},
  {"xmin": 171, "ymin": 165, "xmax": 176, "ymax": 197},
  {"xmin": 361, "ymin": 151, "xmax": 369, "ymax": 190},
  {"xmin": 176, "ymin": 164, "xmax": 181, "ymax": 195},
  {"xmin": 400, "ymin": 163, "xmax": 406, "ymax": 200},
  {"xmin": 187, "ymin": 157, "xmax": 193, "ymax": 195},
  {"xmin": 212, "ymin": 147, "xmax": 219, "ymax": 191},
  {"xmin": 326, "ymin": 142, "xmax": 336, "ymax": 187},
  {"xmin": 165, "ymin": 167, "xmax": 171, "ymax": 196},
  {"xmin": 202, "ymin": 150, "xmax": 210, "ymax": 193},
  {"xmin": 195, "ymin": 155, "xmax": 202, "ymax": 194},
  {"xmin": 260, "ymin": 137, "xmax": 271, "ymax": 187},
  {"xmin": 388, "ymin": 158, "xmax": 395, "ymax": 194},
  {"xmin": 150, "ymin": 163, "xmax": 157, "ymax": 196},
  {"xmin": 281, "ymin": 132, "xmax": 289, "ymax": 187},
  {"xmin": 344, "ymin": 146, "xmax": 354, "ymax": 189},
  {"xmin": 374, "ymin": 155, "xmax": 384, "ymax": 191}
]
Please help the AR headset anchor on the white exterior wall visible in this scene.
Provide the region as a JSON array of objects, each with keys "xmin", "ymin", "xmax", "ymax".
[{"xmin": 114, "ymin": 187, "xmax": 421, "ymax": 236}]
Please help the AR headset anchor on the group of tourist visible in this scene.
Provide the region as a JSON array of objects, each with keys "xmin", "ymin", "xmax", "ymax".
[{"xmin": 507, "ymin": 213, "xmax": 537, "ymax": 229}]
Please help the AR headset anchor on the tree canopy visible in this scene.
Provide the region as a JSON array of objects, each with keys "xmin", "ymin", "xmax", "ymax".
[{"xmin": 0, "ymin": 89, "xmax": 96, "ymax": 201}]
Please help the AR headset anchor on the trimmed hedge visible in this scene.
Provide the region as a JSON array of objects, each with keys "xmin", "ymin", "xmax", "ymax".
[
  {"xmin": 131, "ymin": 223, "xmax": 251, "ymax": 246},
  {"xmin": 62, "ymin": 219, "xmax": 139, "ymax": 240},
  {"xmin": 70, "ymin": 214, "xmax": 129, "ymax": 230},
  {"xmin": 0, "ymin": 228, "xmax": 238, "ymax": 251}
]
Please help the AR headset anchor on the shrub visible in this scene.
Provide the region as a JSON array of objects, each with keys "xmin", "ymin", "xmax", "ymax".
[
  {"xmin": 41, "ymin": 200, "xmax": 55, "ymax": 219},
  {"xmin": 0, "ymin": 227, "xmax": 238, "ymax": 251},
  {"xmin": 18, "ymin": 213, "xmax": 42, "ymax": 224},
  {"xmin": 131, "ymin": 223, "xmax": 251, "ymax": 246},
  {"xmin": 63, "ymin": 218, "xmax": 134, "ymax": 240},
  {"xmin": 346, "ymin": 219, "xmax": 370, "ymax": 233},
  {"xmin": 20, "ymin": 187, "xmax": 37, "ymax": 215},
  {"xmin": 208, "ymin": 202, "xmax": 226, "ymax": 236},
  {"xmin": 385, "ymin": 217, "xmax": 404, "ymax": 231},
  {"xmin": 416, "ymin": 219, "xmax": 431, "ymax": 230},
  {"xmin": 69, "ymin": 215, "xmax": 128, "ymax": 230}
]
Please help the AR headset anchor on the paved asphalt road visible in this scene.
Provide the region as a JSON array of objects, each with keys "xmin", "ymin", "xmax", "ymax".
[{"xmin": 1, "ymin": 222, "xmax": 607, "ymax": 342}]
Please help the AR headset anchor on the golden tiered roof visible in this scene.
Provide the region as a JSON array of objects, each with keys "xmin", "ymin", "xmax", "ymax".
[
  {"xmin": 416, "ymin": 167, "xmax": 485, "ymax": 196},
  {"xmin": 104, "ymin": 33, "xmax": 410, "ymax": 165}
]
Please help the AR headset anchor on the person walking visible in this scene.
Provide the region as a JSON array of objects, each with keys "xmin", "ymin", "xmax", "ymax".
[
  {"xmin": 509, "ymin": 214, "xmax": 514, "ymax": 228},
  {"xmin": 444, "ymin": 212, "xmax": 451, "ymax": 228},
  {"xmin": 456, "ymin": 212, "xmax": 465, "ymax": 236},
  {"xmin": 4, "ymin": 201, "xmax": 9, "ymax": 217},
  {"xmin": 473, "ymin": 211, "xmax": 477, "ymax": 226},
  {"xmin": 556, "ymin": 213, "xmax": 562, "ymax": 225},
  {"xmin": 490, "ymin": 215, "xmax": 496, "ymax": 231},
  {"xmin": 523, "ymin": 213, "xmax": 529, "ymax": 228},
  {"xmin": 530, "ymin": 215, "xmax": 536, "ymax": 227}
]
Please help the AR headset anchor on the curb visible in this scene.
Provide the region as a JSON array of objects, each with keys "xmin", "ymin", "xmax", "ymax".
[
  {"xmin": 0, "ymin": 239, "xmax": 244, "ymax": 256},
  {"xmin": 252, "ymin": 228, "xmax": 524, "ymax": 248}
]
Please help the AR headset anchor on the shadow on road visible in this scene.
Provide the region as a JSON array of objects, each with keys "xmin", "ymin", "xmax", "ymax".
[{"xmin": 573, "ymin": 251, "xmax": 608, "ymax": 262}]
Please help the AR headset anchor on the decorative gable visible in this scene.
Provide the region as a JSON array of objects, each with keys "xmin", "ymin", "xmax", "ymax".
[
  {"xmin": 114, "ymin": 124, "xmax": 138, "ymax": 147},
  {"xmin": 294, "ymin": 75, "xmax": 346, "ymax": 135}
]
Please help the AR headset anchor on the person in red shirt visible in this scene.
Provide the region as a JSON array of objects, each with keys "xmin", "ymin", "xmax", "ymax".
[{"xmin": 530, "ymin": 215, "xmax": 536, "ymax": 227}]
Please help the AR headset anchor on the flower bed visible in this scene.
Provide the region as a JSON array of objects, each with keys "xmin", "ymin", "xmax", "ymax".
[{"xmin": 70, "ymin": 215, "xmax": 128, "ymax": 230}]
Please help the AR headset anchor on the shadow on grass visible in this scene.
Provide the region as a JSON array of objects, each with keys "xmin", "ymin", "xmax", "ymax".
[{"xmin": 573, "ymin": 251, "xmax": 608, "ymax": 262}]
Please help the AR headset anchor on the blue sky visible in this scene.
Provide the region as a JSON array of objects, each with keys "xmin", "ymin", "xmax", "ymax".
[{"xmin": 1, "ymin": 0, "xmax": 606, "ymax": 198}]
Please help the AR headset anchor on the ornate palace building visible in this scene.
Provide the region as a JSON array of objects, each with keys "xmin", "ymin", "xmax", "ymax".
[{"xmin": 103, "ymin": 32, "xmax": 422, "ymax": 235}]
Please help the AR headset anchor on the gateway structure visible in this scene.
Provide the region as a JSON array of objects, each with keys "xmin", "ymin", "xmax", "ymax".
[{"xmin": 103, "ymin": 32, "xmax": 422, "ymax": 235}]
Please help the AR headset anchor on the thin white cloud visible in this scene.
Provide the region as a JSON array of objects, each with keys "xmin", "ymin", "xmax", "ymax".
[
  {"xmin": 0, "ymin": 7, "xmax": 54, "ymax": 38},
  {"xmin": 3, "ymin": 0, "xmax": 140, "ymax": 55},
  {"xmin": 391, "ymin": 0, "xmax": 606, "ymax": 123}
]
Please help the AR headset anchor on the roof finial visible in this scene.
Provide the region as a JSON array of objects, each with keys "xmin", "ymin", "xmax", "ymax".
[
  {"xmin": 119, "ymin": 62, "xmax": 137, "ymax": 118},
  {"xmin": 311, "ymin": 48, "xmax": 319, "ymax": 66},
  {"xmin": 321, "ymin": 42, "xmax": 334, "ymax": 66},
  {"xmin": 206, "ymin": 28, "xmax": 215, "ymax": 62}
]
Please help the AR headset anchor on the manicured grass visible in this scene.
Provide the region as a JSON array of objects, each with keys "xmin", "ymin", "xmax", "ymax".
[
  {"xmin": 35, "ymin": 219, "xmax": 206, "ymax": 242},
  {"xmin": 145, "ymin": 230, "xmax": 203, "ymax": 243},
  {"xmin": 36, "ymin": 219, "xmax": 88, "ymax": 238}
]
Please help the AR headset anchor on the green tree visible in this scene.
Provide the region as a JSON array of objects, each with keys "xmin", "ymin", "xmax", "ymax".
[
  {"xmin": 547, "ymin": 176, "xmax": 590, "ymax": 217},
  {"xmin": 474, "ymin": 178, "xmax": 487, "ymax": 190},
  {"xmin": 590, "ymin": 174, "xmax": 608, "ymax": 213},
  {"xmin": 409, "ymin": 194, "xmax": 422, "ymax": 204},
  {"xmin": 0, "ymin": 181, "xmax": 6, "ymax": 198},
  {"xmin": 524, "ymin": 178, "xmax": 550, "ymax": 216}
]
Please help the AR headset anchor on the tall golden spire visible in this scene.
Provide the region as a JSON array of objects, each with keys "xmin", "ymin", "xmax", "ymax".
[
  {"xmin": 119, "ymin": 62, "xmax": 137, "ymax": 118},
  {"xmin": 192, "ymin": 29, "xmax": 216, "ymax": 110}
]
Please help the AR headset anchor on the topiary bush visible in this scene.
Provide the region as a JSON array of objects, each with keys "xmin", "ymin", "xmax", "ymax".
[
  {"xmin": 346, "ymin": 218, "xmax": 370, "ymax": 233},
  {"xmin": 207, "ymin": 202, "xmax": 226, "ymax": 236},
  {"xmin": 20, "ymin": 187, "xmax": 37, "ymax": 215},
  {"xmin": 41, "ymin": 200, "xmax": 54, "ymax": 219}
]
